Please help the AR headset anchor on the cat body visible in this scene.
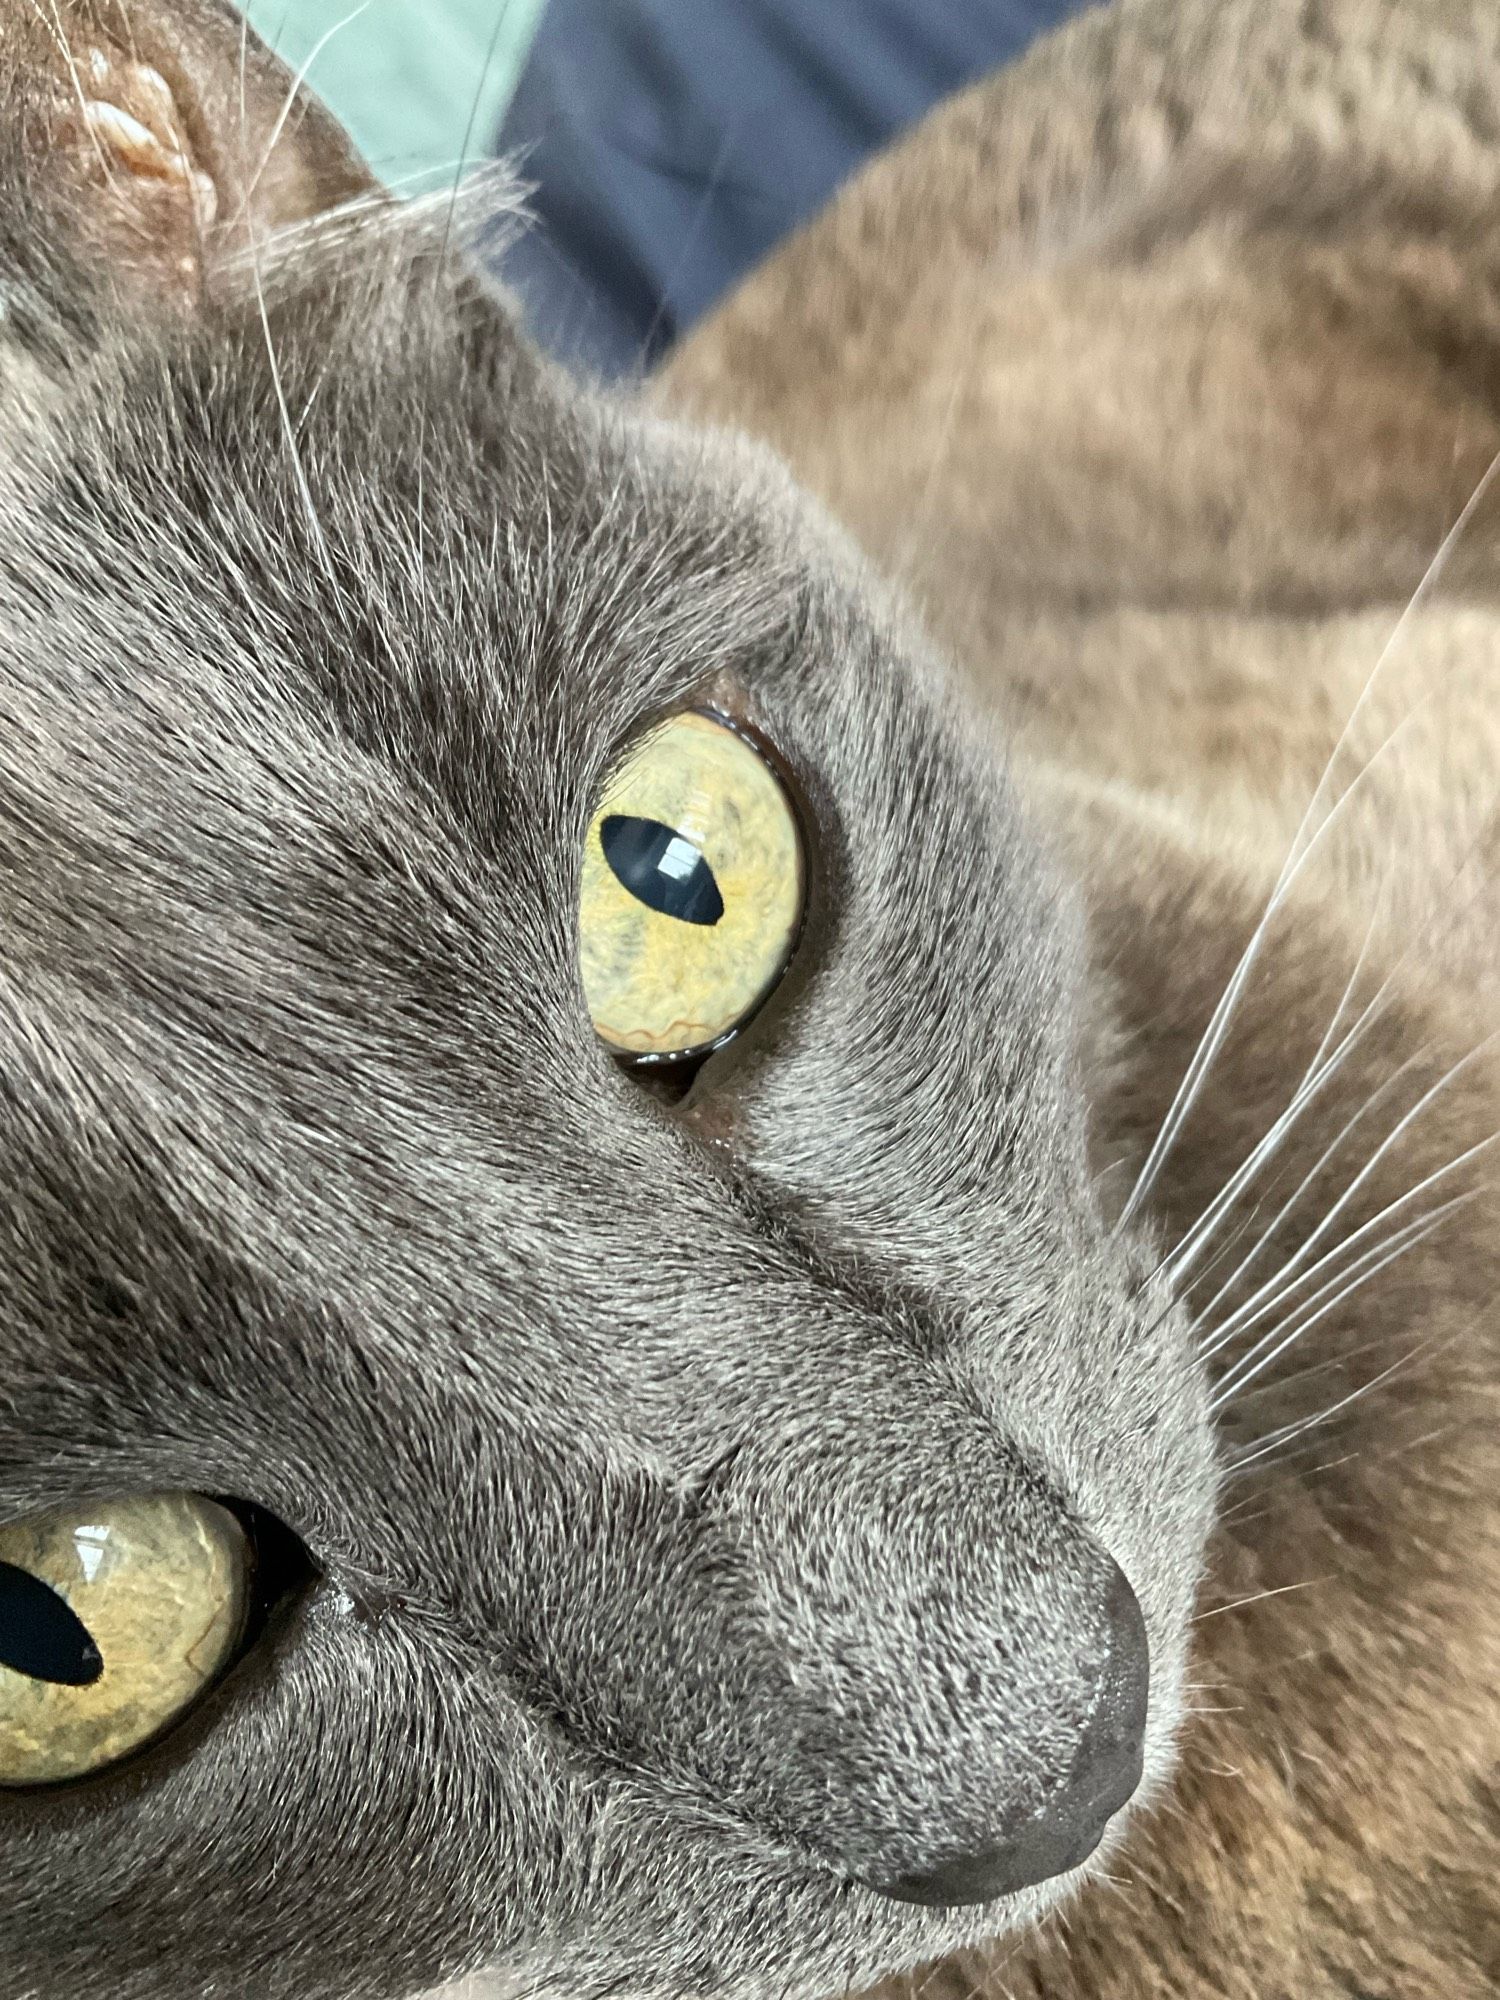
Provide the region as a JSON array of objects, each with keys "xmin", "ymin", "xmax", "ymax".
[
  {"xmin": 664, "ymin": 2, "xmax": 1500, "ymax": 1993},
  {"xmin": 0, "ymin": 4, "xmax": 1492, "ymax": 2000}
]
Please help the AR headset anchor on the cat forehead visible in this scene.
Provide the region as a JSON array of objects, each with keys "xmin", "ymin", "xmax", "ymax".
[
  {"xmin": 1, "ymin": 187, "xmax": 1039, "ymax": 920},
  {"xmin": 1, "ymin": 267, "xmax": 806, "ymax": 768},
  {"xmin": 0, "ymin": 251, "xmax": 1061, "ymax": 1118}
]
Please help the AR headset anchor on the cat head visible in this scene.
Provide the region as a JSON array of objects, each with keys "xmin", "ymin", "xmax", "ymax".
[{"xmin": 0, "ymin": 6, "xmax": 1215, "ymax": 1997}]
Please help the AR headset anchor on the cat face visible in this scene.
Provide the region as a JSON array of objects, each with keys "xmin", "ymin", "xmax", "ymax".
[{"xmin": 0, "ymin": 7, "xmax": 1216, "ymax": 1998}]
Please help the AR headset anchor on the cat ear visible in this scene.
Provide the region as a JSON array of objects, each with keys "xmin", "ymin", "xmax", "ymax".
[{"xmin": 9, "ymin": 0, "xmax": 376, "ymax": 312}]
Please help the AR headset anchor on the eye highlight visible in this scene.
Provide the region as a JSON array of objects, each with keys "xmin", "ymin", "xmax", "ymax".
[
  {"xmin": 579, "ymin": 711, "xmax": 805, "ymax": 1062},
  {"xmin": 0, "ymin": 1494, "xmax": 251, "ymax": 1787}
]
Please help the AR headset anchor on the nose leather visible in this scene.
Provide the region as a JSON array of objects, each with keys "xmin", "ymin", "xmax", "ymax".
[{"xmin": 871, "ymin": 1560, "xmax": 1149, "ymax": 1908}]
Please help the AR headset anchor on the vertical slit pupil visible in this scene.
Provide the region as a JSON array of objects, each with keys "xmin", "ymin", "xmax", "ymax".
[
  {"xmin": 0, "ymin": 1561, "xmax": 104, "ymax": 1687},
  {"xmin": 601, "ymin": 816, "xmax": 725, "ymax": 925}
]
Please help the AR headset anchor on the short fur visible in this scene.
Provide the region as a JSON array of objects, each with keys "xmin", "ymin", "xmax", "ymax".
[
  {"xmin": 663, "ymin": 1, "xmax": 1500, "ymax": 1995},
  {"xmin": 0, "ymin": 5, "xmax": 1212, "ymax": 1997},
  {"xmin": 0, "ymin": 4, "xmax": 1492, "ymax": 2000}
]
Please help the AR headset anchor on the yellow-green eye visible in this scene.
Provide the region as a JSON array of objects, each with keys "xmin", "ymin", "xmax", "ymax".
[
  {"xmin": 579, "ymin": 710, "xmax": 805, "ymax": 1060},
  {"xmin": 0, "ymin": 1494, "xmax": 251, "ymax": 1787}
]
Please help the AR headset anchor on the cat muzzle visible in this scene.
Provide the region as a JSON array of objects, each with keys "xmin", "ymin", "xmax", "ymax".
[{"xmin": 866, "ymin": 1556, "xmax": 1148, "ymax": 1906}]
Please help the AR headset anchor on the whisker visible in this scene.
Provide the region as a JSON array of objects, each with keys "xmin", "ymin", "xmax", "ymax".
[
  {"xmin": 1226, "ymin": 1340, "xmax": 1434, "ymax": 1473},
  {"xmin": 243, "ymin": 216, "xmax": 335, "ymax": 579},
  {"xmin": 1180, "ymin": 1041, "xmax": 1430, "ymax": 1334},
  {"xmin": 1207, "ymin": 1196, "xmax": 1466, "ymax": 1408},
  {"xmin": 1159, "ymin": 772, "xmax": 1498, "ymax": 1336},
  {"xmin": 1117, "ymin": 703, "xmax": 1422, "ymax": 1236},
  {"xmin": 1296, "ymin": 865, "xmax": 1390, "ymax": 1090},
  {"xmin": 1166, "ymin": 827, "xmax": 1496, "ymax": 1289},
  {"xmin": 1117, "ymin": 443, "xmax": 1500, "ymax": 1234},
  {"xmin": 635, "ymin": 120, "xmax": 744, "ymax": 375},
  {"xmin": 32, "ymin": 0, "xmax": 119, "ymax": 183},
  {"xmin": 1193, "ymin": 1578, "xmax": 1329, "ymax": 1622},
  {"xmin": 1221, "ymin": 1320, "xmax": 1419, "ymax": 1407},
  {"xmin": 401, "ymin": 0, "xmax": 526, "ymax": 629},
  {"xmin": 1197, "ymin": 1172, "xmax": 1469, "ymax": 1369},
  {"xmin": 1145, "ymin": 1170, "xmax": 1270, "ymax": 1301},
  {"xmin": 1163, "ymin": 979, "xmax": 1409, "ymax": 1291},
  {"xmin": 439, "ymin": 0, "xmax": 522, "ymax": 273},
  {"xmin": 1196, "ymin": 1051, "xmax": 1496, "ymax": 1359},
  {"xmin": 237, "ymin": 6, "xmax": 253, "ymax": 242}
]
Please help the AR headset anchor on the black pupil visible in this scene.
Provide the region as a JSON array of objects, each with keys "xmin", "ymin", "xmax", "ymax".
[
  {"xmin": 601, "ymin": 816, "xmax": 725, "ymax": 926},
  {"xmin": 0, "ymin": 1561, "xmax": 104, "ymax": 1687}
]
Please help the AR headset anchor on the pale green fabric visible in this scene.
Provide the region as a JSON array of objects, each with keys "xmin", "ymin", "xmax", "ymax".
[{"xmin": 242, "ymin": 0, "xmax": 545, "ymax": 187}]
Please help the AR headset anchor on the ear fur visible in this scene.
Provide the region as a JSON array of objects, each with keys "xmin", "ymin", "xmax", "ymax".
[{"xmin": 1, "ymin": 0, "xmax": 376, "ymax": 312}]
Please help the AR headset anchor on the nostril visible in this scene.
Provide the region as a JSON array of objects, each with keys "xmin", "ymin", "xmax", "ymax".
[
  {"xmin": 1082, "ymin": 1558, "xmax": 1150, "ymax": 1815},
  {"xmin": 872, "ymin": 1557, "xmax": 1149, "ymax": 1909}
]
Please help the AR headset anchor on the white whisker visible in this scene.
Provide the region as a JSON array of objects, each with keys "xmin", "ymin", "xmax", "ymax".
[
  {"xmin": 1196, "ymin": 1046, "xmax": 1496, "ymax": 1361},
  {"xmin": 440, "ymin": 0, "xmax": 523, "ymax": 272},
  {"xmin": 1164, "ymin": 797, "xmax": 1497, "ymax": 1290},
  {"xmin": 1164, "ymin": 977, "xmax": 1409, "ymax": 1290},
  {"xmin": 1119, "ymin": 444, "xmax": 1500, "ymax": 1234},
  {"xmin": 244, "ymin": 223, "xmax": 335, "ymax": 580},
  {"xmin": 1289, "ymin": 877, "xmax": 1390, "ymax": 1107},
  {"xmin": 1227, "ymin": 1341, "xmax": 1433, "ymax": 1473},
  {"xmin": 1117, "ymin": 700, "xmax": 1420, "ymax": 1237},
  {"xmin": 31, "ymin": 0, "xmax": 116, "ymax": 181},
  {"xmin": 1181, "ymin": 1041, "xmax": 1430, "ymax": 1332},
  {"xmin": 1208, "ymin": 1198, "xmax": 1465, "ymax": 1408},
  {"xmin": 1193, "ymin": 1578, "xmax": 1328, "ymax": 1622},
  {"xmin": 1196, "ymin": 1159, "xmax": 1468, "ymax": 1369}
]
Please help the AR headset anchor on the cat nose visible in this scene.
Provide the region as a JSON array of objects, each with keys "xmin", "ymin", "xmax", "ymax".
[{"xmin": 870, "ymin": 1560, "xmax": 1149, "ymax": 1908}]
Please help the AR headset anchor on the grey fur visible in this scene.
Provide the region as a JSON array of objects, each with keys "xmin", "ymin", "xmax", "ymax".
[{"xmin": 0, "ymin": 16, "xmax": 1215, "ymax": 2000}]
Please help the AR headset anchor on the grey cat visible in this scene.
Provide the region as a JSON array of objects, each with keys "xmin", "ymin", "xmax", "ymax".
[{"xmin": 0, "ymin": 1, "xmax": 1350, "ymax": 1996}]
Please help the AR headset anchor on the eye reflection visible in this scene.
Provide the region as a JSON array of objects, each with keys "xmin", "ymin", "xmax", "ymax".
[{"xmin": 601, "ymin": 816, "xmax": 726, "ymax": 926}]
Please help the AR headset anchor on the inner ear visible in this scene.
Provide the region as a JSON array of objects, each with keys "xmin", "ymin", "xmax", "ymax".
[
  {"xmin": 63, "ymin": 40, "xmax": 218, "ymax": 304},
  {"xmin": 28, "ymin": 0, "xmax": 376, "ymax": 309}
]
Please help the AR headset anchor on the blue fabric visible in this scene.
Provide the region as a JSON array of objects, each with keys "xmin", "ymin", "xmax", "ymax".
[{"xmin": 495, "ymin": 0, "xmax": 1096, "ymax": 377}]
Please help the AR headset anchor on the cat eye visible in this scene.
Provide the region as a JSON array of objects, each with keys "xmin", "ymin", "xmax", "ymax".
[
  {"xmin": 0, "ymin": 1493, "xmax": 252, "ymax": 1787},
  {"xmin": 579, "ymin": 710, "xmax": 805, "ymax": 1062}
]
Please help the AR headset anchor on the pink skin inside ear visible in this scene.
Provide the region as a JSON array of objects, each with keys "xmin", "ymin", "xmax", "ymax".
[
  {"xmin": 49, "ymin": 45, "xmax": 219, "ymax": 303},
  {"xmin": 81, "ymin": 49, "xmax": 218, "ymax": 229},
  {"xmin": 18, "ymin": 0, "xmax": 378, "ymax": 317}
]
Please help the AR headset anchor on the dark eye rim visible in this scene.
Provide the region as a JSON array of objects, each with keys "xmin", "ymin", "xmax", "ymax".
[
  {"xmin": 217, "ymin": 1497, "xmax": 315, "ymax": 1667},
  {"xmin": 0, "ymin": 1496, "xmax": 314, "ymax": 1797},
  {"xmin": 598, "ymin": 702, "xmax": 815, "ymax": 1086}
]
